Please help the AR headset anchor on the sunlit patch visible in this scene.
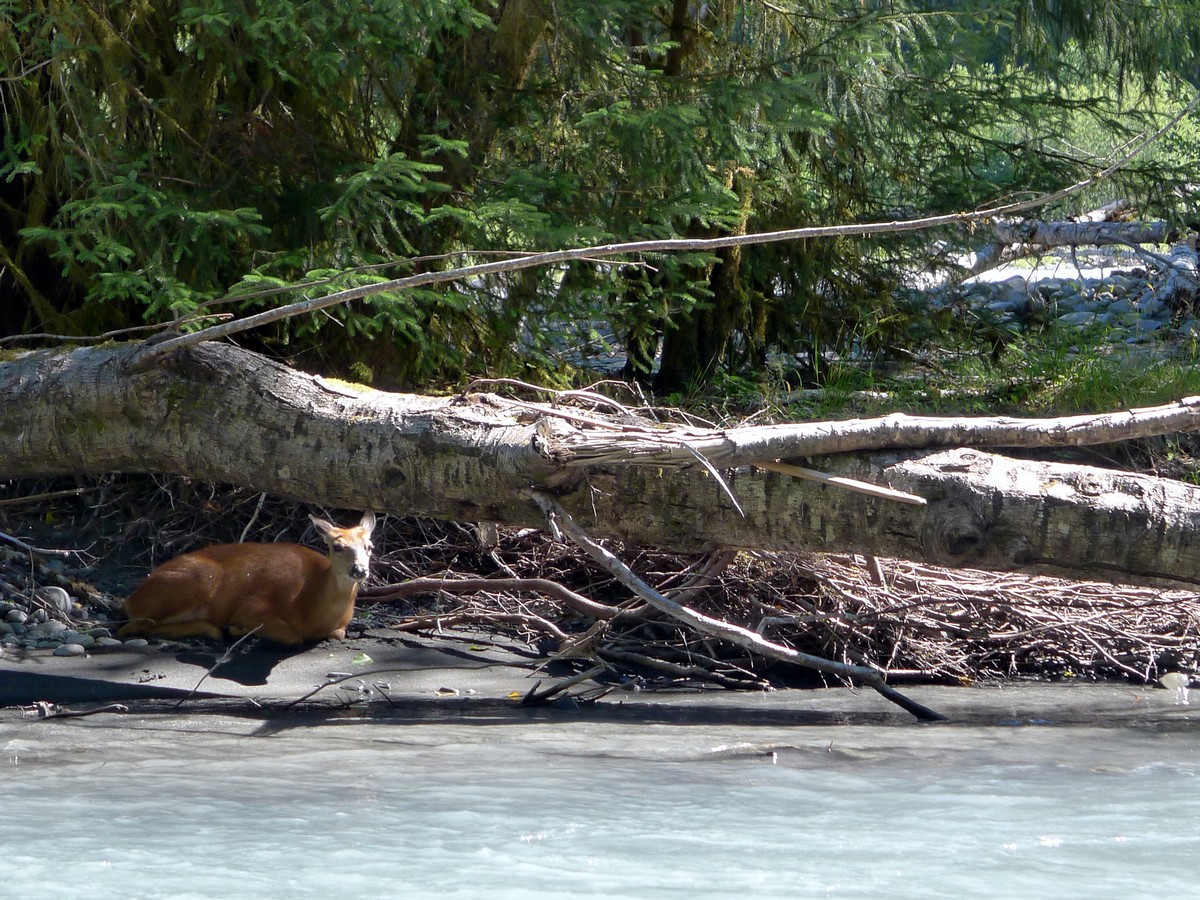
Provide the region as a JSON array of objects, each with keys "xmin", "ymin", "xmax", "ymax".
[{"xmin": 1160, "ymin": 672, "xmax": 1190, "ymax": 705}]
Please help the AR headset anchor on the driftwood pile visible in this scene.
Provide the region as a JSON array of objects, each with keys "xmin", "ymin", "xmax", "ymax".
[
  {"xmin": 21, "ymin": 475, "xmax": 1187, "ymax": 688},
  {"xmin": 4, "ymin": 469, "xmax": 1199, "ymax": 712},
  {"xmin": 361, "ymin": 528, "xmax": 1200, "ymax": 689}
]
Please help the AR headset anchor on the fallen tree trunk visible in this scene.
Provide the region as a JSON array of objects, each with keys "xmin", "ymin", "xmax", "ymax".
[
  {"xmin": 934, "ymin": 204, "xmax": 1182, "ymax": 286},
  {"xmin": 4, "ymin": 341, "xmax": 1200, "ymax": 587},
  {"xmin": 988, "ymin": 217, "xmax": 1173, "ymax": 247}
]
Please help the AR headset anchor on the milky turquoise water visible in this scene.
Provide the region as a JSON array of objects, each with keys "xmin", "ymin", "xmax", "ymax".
[{"xmin": 4, "ymin": 712, "xmax": 1199, "ymax": 899}]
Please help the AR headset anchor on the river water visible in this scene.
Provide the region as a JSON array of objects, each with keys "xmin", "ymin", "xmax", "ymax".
[{"xmin": 4, "ymin": 696, "xmax": 1199, "ymax": 899}]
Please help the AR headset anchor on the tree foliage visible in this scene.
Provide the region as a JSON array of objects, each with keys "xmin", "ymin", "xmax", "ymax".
[{"xmin": 2, "ymin": 0, "xmax": 1197, "ymax": 388}]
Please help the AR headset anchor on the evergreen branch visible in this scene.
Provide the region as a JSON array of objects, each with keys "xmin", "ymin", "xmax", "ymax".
[{"xmin": 127, "ymin": 91, "xmax": 1200, "ymax": 373}]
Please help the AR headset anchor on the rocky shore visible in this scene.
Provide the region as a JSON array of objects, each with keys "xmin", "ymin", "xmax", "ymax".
[
  {"xmin": 0, "ymin": 545, "xmax": 134, "ymax": 657},
  {"xmin": 943, "ymin": 245, "xmax": 1199, "ymax": 347}
]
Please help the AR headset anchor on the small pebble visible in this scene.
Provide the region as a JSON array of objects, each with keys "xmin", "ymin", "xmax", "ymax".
[
  {"xmin": 122, "ymin": 638, "xmax": 149, "ymax": 648},
  {"xmin": 52, "ymin": 643, "xmax": 87, "ymax": 657},
  {"xmin": 95, "ymin": 637, "xmax": 124, "ymax": 648}
]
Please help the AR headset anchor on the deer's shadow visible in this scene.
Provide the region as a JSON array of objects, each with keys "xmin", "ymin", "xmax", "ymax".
[{"xmin": 174, "ymin": 642, "xmax": 305, "ymax": 686}]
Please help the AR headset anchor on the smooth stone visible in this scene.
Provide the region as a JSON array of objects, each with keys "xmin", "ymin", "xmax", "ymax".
[
  {"xmin": 52, "ymin": 643, "xmax": 87, "ymax": 657},
  {"xmin": 1056, "ymin": 311, "xmax": 1097, "ymax": 327},
  {"xmin": 1135, "ymin": 318, "xmax": 1167, "ymax": 334},
  {"xmin": 1139, "ymin": 298, "xmax": 1167, "ymax": 318},
  {"xmin": 985, "ymin": 298, "xmax": 1024, "ymax": 313},
  {"xmin": 5, "ymin": 609, "xmax": 27, "ymax": 624},
  {"xmin": 62, "ymin": 631, "xmax": 96, "ymax": 647},
  {"xmin": 122, "ymin": 638, "xmax": 149, "ymax": 648},
  {"xmin": 96, "ymin": 636, "xmax": 124, "ymax": 648},
  {"xmin": 37, "ymin": 586, "xmax": 72, "ymax": 615}
]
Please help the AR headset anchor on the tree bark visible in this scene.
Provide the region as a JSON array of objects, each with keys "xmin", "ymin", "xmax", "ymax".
[
  {"xmin": 988, "ymin": 218, "xmax": 1173, "ymax": 247},
  {"xmin": 5, "ymin": 341, "xmax": 1200, "ymax": 588}
]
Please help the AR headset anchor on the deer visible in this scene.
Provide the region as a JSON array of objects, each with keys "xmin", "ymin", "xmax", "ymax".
[{"xmin": 118, "ymin": 510, "xmax": 377, "ymax": 645}]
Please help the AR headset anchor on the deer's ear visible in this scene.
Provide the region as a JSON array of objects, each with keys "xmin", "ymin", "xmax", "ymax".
[
  {"xmin": 310, "ymin": 515, "xmax": 336, "ymax": 538},
  {"xmin": 358, "ymin": 510, "xmax": 377, "ymax": 534}
]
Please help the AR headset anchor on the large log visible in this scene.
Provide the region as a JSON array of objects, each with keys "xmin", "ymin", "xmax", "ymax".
[{"xmin": 4, "ymin": 341, "xmax": 1200, "ymax": 587}]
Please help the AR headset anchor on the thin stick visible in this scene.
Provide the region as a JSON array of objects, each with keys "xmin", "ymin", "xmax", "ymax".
[
  {"xmin": 0, "ymin": 530, "xmax": 74, "ymax": 557},
  {"xmin": 28, "ymin": 701, "xmax": 130, "ymax": 719},
  {"xmin": 758, "ymin": 461, "xmax": 927, "ymax": 506},
  {"xmin": 361, "ymin": 575, "xmax": 621, "ymax": 620},
  {"xmin": 0, "ymin": 487, "xmax": 98, "ymax": 507},
  {"xmin": 239, "ymin": 492, "xmax": 268, "ymax": 544},
  {"xmin": 173, "ymin": 625, "xmax": 262, "ymax": 708},
  {"xmin": 521, "ymin": 664, "xmax": 609, "ymax": 705}
]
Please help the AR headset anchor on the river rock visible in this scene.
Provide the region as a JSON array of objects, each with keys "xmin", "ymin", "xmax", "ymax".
[
  {"xmin": 1138, "ymin": 297, "xmax": 1168, "ymax": 318},
  {"xmin": 37, "ymin": 587, "xmax": 73, "ymax": 615},
  {"xmin": 1178, "ymin": 319, "xmax": 1200, "ymax": 338},
  {"xmin": 1056, "ymin": 311, "xmax": 1097, "ymax": 327},
  {"xmin": 1135, "ymin": 317, "xmax": 1167, "ymax": 334},
  {"xmin": 52, "ymin": 643, "xmax": 87, "ymax": 657}
]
